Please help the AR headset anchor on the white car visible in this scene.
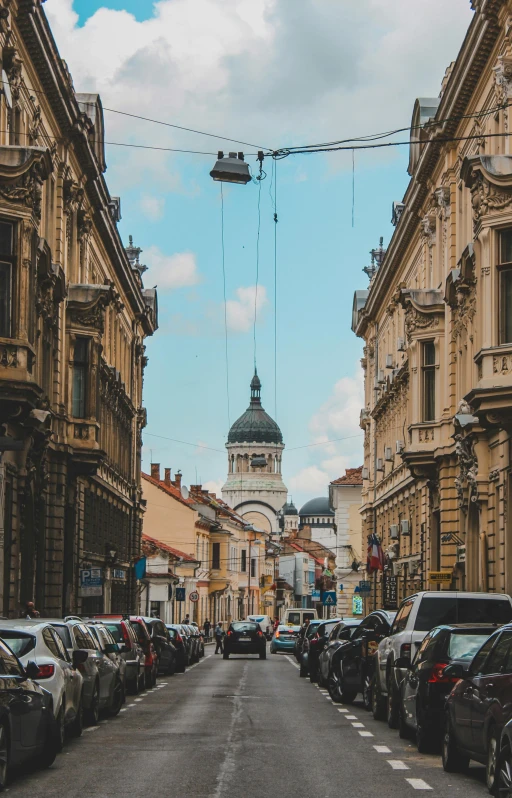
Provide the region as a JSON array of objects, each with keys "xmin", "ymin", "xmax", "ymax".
[{"xmin": 0, "ymin": 620, "xmax": 84, "ymax": 748}]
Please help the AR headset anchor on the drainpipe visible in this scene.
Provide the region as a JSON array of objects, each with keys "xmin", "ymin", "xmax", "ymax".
[{"xmin": 373, "ymin": 322, "xmax": 379, "ymax": 611}]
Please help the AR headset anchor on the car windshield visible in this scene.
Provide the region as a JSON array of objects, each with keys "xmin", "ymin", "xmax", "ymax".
[
  {"xmin": 231, "ymin": 623, "xmax": 258, "ymax": 633},
  {"xmin": 104, "ymin": 624, "xmax": 122, "ymax": 643},
  {"xmin": 52, "ymin": 625, "xmax": 72, "ymax": 648},
  {"xmin": 0, "ymin": 631, "xmax": 35, "ymax": 658},
  {"xmin": 448, "ymin": 632, "xmax": 492, "ymax": 660},
  {"xmin": 286, "ymin": 613, "xmax": 302, "ymax": 625},
  {"xmin": 414, "ymin": 597, "xmax": 512, "ymax": 631},
  {"xmin": 319, "ymin": 622, "xmax": 338, "ymax": 637}
]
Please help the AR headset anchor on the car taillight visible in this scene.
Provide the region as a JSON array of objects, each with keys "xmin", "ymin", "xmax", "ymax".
[
  {"xmin": 227, "ymin": 631, "xmax": 233, "ymax": 636},
  {"xmin": 36, "ymin": 664, "xmax": 55, "ymax": 679},
  {"xmin": 121, "ymin": 623, "xmax": 132, "ymax": 650},
  {"xmin": 310, "ymin": 633, "xmax": 320, "ymax": 645},
  {"xmin": 400, "ymin": 643, "xmax": 411, "ymax": 659},
  {"xmin": 428, "ymin": 662, "xmax": 458, "ymax": 684},
  {"xmin": 176, "ymin": 634, "xmax": 183, "ymax": 643},
  {"xmin": 258, "ymin": 631, "xmax": 263, "ymax": 637},
  {"xmin": 275, "ymin": 631, "xmax": 280, "ymax": 638}
]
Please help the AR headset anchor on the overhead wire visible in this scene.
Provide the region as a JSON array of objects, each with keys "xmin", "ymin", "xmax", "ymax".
[
  {"xmin": 253, "ymin": 173, "xmax": 262, "ymax": 372},
  {"xmin": 220, "ymin": 183, "xmax": 231, "ymax": 430}
]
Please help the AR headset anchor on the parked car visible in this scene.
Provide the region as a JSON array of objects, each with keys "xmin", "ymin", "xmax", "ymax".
[
  {"xmin": 86, "ymin": 623, "xmax": 126, "ymax": 713},
  {"xmin": 317, "ymin": 619, "xmax": 361, "ymax": 687},
  {"xmin": 190, "ymin": 623, "xmax": 205, "ymax": 657},
  {"xmin": 495, "ymin": 717, "xmax": 512, "ymax": 797},
  {"xmin": 327, "ymin": 611, "xmax": 395, "ymax": 707},
  {"xmin": 165, "ymin": 625, "xmax": 188, "ymax": 672},
  {"xmin": 177, "ymin": 624, "xmax": 193, "ymax": 666},
  {"xmin": 246, "ymin": 615, "xmax": 273, "ymax": 640},
  {"xmin": 0, "ymin": 638, "xmax": 61, "ymax": 789},
  {"xmin": 270, "ymin": 625, "xmax": 300, "ymax": 654},
  {"xmin": 373, "ymin": 591, "xmax": 512, "ymax": 728},
  {"xmin": 186, "ymin": 624, "xmax": 204, "ymax": 660},
  {"xmin": 0, "ymin": 620, "xmax": 84, "ymax": 748},
  {"xmin": 397, "ymin": 624, "xmax": 495, "ymax": 753},
  {"xmin": 223, "ymin": 621, "xmax": 266, "ymax": 659},
  {"xmin": 303, "ymin": 618, "xmax": 344, "ymax": 682},
  {"xmin": 138, "ymin": 617, "xmax": 176, "ymax": 676},
  {"xmin": 442, "ymin": 624, "xmax": 512, "ymax": 792},
  {"xmin": 182, "ymin": 625, "xmax": 200, "ymax": 664},
  {"xmin": 91, "ymin": 616, "xmax": 145, "ymax": 694},
  {"xmin": 129, "ymin": 617, "xmax": 158, "ymax": 688},
  {"xmin": 295, "ymin": 620, "xmax": 322, "ymax": 666}
]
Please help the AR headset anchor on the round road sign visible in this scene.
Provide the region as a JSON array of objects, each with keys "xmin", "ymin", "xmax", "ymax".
[{"xmin": 189, "ymin": 590, "xmax": 199, "ymax": 602}]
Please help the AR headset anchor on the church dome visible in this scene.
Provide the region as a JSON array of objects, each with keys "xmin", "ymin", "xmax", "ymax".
[
  {"xmin": 299, "ymin": 497, "xmax": 334, "ymax": 516},
  {"xmin": 283, "ymin": 500, "xmax": 298, "ymax": 515},
  {"xmin": 228, "ymin": 371, "xmax": 283, "ymax": 445}
]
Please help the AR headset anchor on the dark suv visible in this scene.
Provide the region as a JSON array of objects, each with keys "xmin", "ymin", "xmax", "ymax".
[
  {"xmin": 139, "ymin": 618, "xmax": 177, "ymax": 676},
  {"xmin": 303, "ymin": 618, "xmax": 344, "ymax": 683},
  {"xmin": 166, "ymin": 625, "xmax": 188, "ymax": 672}
]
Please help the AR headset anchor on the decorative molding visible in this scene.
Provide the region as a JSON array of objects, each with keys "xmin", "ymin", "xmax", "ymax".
[
  {"xmin": 399, "ymin": 288, "xmax": 444, "ymax": 342},
  {"xmin": 0, "ymin": 344, "xmax": 18, "ymax": 368},
  {"xmin": 67, "ymin": 284, "xmax": 114, "ymax": 335},
  {"xmin": 493, "ymin": 353, "xmax": 512, "ymax": 374},
  {"xmin": 489, "ymin": 468, "xmax": 500, "ymax": 482},
  {"xmin": 0, "ymin": 146, "xmax": 52, "ymax": 221},
  {"xmin": 494, "ymin": 54, "xmax": 512, "ymax": 104},
  {"xmin": 461, "ymin": 155, "xmax": 512, "ymax": 233},
  {"xmin": 454, "ymin": 432, "xmax": 478, "ymax": 509}
]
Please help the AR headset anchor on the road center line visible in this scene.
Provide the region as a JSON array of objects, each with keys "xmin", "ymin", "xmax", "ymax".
[
  {"xmin": 346, "ymin": 715, "xmax": 358, "ymax": 719},
  {"xmin": 405, "ymin": 779, "xmax": 432, "ymax": 790},
  {"xmin": 373, "ymin": 746, "xmax": 391, "ymax": 753},
  {"xmin": 209, "ymin": 664, "xmax": 248, "ymax": 798},
  {"xmin": 387, "ymin": 760, "xmax": 409, "ymax": 770},
  {"xmin": 351, "ymin": 722, "xmax": 365, "ymax": 728},
  {"xmin": 359, "ymin": 731, "xmax": 374, "ymax": 737}
]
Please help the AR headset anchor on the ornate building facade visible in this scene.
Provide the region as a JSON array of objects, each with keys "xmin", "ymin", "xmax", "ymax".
[
  {"xmin": 352, "ymin": 0, "xmax": 512, "ymax": 609},
  {"xmin": 0, "ymin": 0, "xmax": 157, "ymax": 616}
]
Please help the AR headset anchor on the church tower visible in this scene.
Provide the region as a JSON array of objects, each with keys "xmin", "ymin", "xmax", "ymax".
[{"xmin": 222, "ymin": 371, "xmax": 287, "ymax": 534}]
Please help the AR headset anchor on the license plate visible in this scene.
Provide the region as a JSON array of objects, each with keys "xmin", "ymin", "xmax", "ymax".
[{"xmin": 239, "ymin": 636, "xmax": 251, "ymax": 641}]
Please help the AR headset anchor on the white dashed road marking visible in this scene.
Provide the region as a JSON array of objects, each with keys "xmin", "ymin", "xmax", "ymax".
[
  {"xmin": 352, "ymin": 722, "xmax": 365, "ymax": 728},
  {"xmin": 285, "ymin": 656, "xmax": 300, "ymax": 670},
  {"xmin": 346, "ymin": 715, "xmax": 358, "ymax": 719},
  {"xmin": 374, "ymin": 746, "xmax": 391, "ymax": 753},
  {"xmin": 387, "ymin": 760, "xmax": 409, "ymax": 770},
  {"xmin": 337, "ymin": 708, "xmax": 348, "ymax": 713},
  {"xmin": 358, "ymin": 731, "xmax": 374, "ymax": 737},
  {"xmin": 405, "ymin": 779, "xmax": 432, "ymax": 791}
]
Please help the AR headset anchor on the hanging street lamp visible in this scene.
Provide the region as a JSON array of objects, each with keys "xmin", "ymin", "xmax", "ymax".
[{"xmin": 210, "ymin": 151, "xmax": 252, "ymax": 185}]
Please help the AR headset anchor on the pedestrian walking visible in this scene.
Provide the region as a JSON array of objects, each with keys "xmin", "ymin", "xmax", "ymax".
[
  {"xmin": 24, "ymin": 601, "xmax": 40, "ymax": 619},
  {"xmin": 181, "ymin": 613, "xmax": 190, "ymax": 625},
  {"xmin": 214, "ymin": 622, "xmax": 225, "ymax": 654},
  {"xmin": 203, "ymin": 619, "xmax": 211, "ymax": 640}
]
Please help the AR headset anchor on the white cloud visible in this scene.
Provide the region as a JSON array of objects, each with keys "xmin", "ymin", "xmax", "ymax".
[
  {"xmin": 44, "ymin": 0, "xmax": 473, "ymax": 190},
  {"xmin": 144, "ymin": 247, "xmax": 201, "ymax": 291},
  {"xmin": 309, "ymin": 367, "xmax": 365, "ymax": 452},
  {"xmin": 140, "ymin": 194, "xmax": 165, "ymax": 221},
  {"xmin": 289, "ymin": 465, "xmax": 330, "ymax": 496},
  {"xmin": 226, "ymin": 285, "xmax": 268, "ymax": 333},
  {"xmin": 203, "ymin": 479, "xmax": 224, "ymax": 497}
]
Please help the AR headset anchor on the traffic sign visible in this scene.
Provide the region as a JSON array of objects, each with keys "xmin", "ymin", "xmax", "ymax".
[
  {"xmin": 358, "ymin": 580, "xmax": 371, "ymax": 594},
  {"xmin": 322, "ymin": 591, "xmax": 336, "ymax": 606},
  {"xmin": 175, "ymin": 587, "xmax": 186, "ymax": 601},
  {"xmin": 189, "ymin": 591, "xmax": 199, "ymax": 602},
  {"xmin": 79, "ymin": 568, "xmax": 103, "ymax": 598}
]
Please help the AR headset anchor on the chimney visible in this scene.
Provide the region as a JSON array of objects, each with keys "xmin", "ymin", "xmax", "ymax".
[
  {"xmin": 174, "ymin": 471, "xmax": 182, "ymax": 490},
  {"xmin": 151, "ymin": 463, "xmax": 160, "ymax": 481},
  {"xmin": 164, "ymin": 468, "xmax": 171, "ymax": 487}
]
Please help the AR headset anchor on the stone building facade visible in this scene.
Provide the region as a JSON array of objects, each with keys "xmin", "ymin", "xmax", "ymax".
[
  {"xmin": 352, "ymin": 0, "xmax": 512, "ymax": 609},
  {"xmin": 0, "ymin": 0, "xmax": 157, "ymax": 616}
]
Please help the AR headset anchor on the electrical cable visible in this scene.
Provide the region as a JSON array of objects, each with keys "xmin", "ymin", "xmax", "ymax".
[
  {"xmin": 220, "ymin": 183, "xmax": 231, "ymax": 430},
  {"xmin": 143, "ymin": 429, "xmax": 363, "ymax": 452},
  {"xmin": 253, "ymin": 175, "xmax": 262, "ymax": 372}
]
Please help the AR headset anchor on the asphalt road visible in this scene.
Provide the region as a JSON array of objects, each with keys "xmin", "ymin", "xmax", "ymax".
[{"xmin": 5, "ymin": 648, "xmax": 491, "ymax": 797}]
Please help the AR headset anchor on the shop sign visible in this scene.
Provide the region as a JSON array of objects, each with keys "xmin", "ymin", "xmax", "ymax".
[
  {"xmin": 383, "ymin": 575, "xmax": 398, "ymax": 609},
  {"xmin": 112, "ymin": 569, "xmax": 126, "ymax": 580},
  {"xmin": 79, "ymin": 568, "xmax": 103, "ymax": 597},
  {"xmin": 352, "ymin": 595, "xmax": 364, "ymax": 615},
  {"xmin": 428, "ymin": 571, "xmax": 452, "ymax": 584}
]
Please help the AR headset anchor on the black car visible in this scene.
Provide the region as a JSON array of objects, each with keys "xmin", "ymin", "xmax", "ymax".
[
  {"xmin": 296, "ymin": 621, "xmax": 322, "ymax": 673},
  {"xmin": 328, "ymin": 610, "xmax": 395, "ymax": 708},
  {"xmin": 303, "ymin": 619, "xmax": 344, "ymax": 683},
  {"xmin": 318, "ymin": 620, "xmax": 361, "ymax": 686},
  {"xmin": 442, "ymin": 624, "xmax": 512, "ymax": 793},
  {"xmin": 166, "ymin": 625, "xmax": 187, "ymax": 672},
  {"xmin": 223, "ymin": 622, "xmax": 266, "ymax": 659},
  {"xmin": 0, "ymin": 638, "xmax": 60, "ymax": 789},
  {"xmin": 139, "ymin": 618, "xmax": 177, "ymax": 676},
  {"xmin": 397, "ymin": 624, "xmax": 495, "ymax": 753}
]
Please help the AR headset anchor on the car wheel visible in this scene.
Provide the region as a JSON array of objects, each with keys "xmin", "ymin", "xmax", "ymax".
[
  {"xmin": 109, "ymin": 678, "xmax": 123, "ymax": 717},
  {"xmin": 415, "ymin": 704, "xmax": 436, "ymax": 754},
  {"xmin": 362, "ymin": 673, "xmax": 372, "ymax": 712},
  {"xmin": 259, "ymin": 650, "xmax": 267, "ymax": 660},
  {"xmin": 71, "ymin": 700, "xmax": 83, "ymax": 738},
  {"xmin": 399, "ymin": 703, "xmax": 411, "ymax": 740},
  {"xmin": 386, "ymin": 673, "xmax": 399, "ymax": 729},
  {"xmin": 299, "ymin": 661, "xmax": 308, "ymax": 678},
  {"xmin": 496, "ymin": 744, "xmax": 512, "ymax": 798},
  {"xmin": 0, "ymin": 722, "xmax": 9, "ymax": 790},
  {"xmin": 371, "ymin": 675, "xmax": 386, "ymax": 721},
  {"xmin": 35, "ymin": 718, "xmax": 59, "ymax": 771},
  {"xmin": 442, "ymin": 715, "xmax": 470, "ymax": 773},
  {"xmin": 309, "ymin": 665, "xmax": 317, "ymax": 684},
  {"xmin": 56, "ymin": 703, "xmax": 65, "ymax": 752},
  {"xmin": 84, "ymin": 683, "xmax": 100, "ymax": 726},
  {"xmin": 223, "ymin": 652, "xmax": 229, "ymax": 660},
  {"xmin": 487, "ymin": 727, "xmax": 499, "ymax": 793},
  {"xmin": 328, "ymin": 667, "xmax": 342, "ymax": 702}
]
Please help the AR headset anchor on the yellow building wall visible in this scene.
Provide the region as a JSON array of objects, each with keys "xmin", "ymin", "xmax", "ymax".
[{"xmin": 142, "ymin": 479, "xmax": 198, "ymax": 556}]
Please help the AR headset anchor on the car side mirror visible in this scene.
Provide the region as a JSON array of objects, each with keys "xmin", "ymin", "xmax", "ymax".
[
  {"xmin": 72, "ymin": 649, "xmax": 89, "ymax": 668},
  {"xmin": 25, "ymin": 661, "xmax": 40, "ymax": 680},
  {"xmin": 104, "ymin": 643, "xmax": 119, "ymax": 654},
  {"xmin": 394, "ymin": 657, "xmax": 411, "ymax": 669},
  {"xmin": 443, "ymin": 663, "xmax": 464, "ymax": 680}
]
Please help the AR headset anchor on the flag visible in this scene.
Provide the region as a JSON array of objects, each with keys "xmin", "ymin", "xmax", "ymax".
[
  {"xmin": 367, "ymin": 534, "xmax": 384, "ymax": 574},
  {"xmin": 134, "ymin": 557, "xmax": 146, "ymax": 580}
]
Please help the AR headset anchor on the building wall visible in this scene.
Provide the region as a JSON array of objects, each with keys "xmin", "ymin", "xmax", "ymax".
[{"xmin": 142, "ymin": 479, "xmax": 198, "ymax": 555}]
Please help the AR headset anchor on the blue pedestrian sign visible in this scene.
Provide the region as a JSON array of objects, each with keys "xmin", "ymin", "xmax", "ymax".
[
  {"xmin": 175, "ymin": 587, "xmax": 186, "ymax": 602},
  {"xmin": 322, "ymin": 591, "xmax": 336, "ymax": 606}
]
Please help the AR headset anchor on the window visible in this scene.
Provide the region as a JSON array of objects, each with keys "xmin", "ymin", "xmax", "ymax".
[
  {"xmin": 414, "ymin": 596, "xmax": 512, "ymax": 631},
  {"xmin": 250, "ymin": 558, "xmax": 256, "ymax": 578},
  {"xmin": 241, "ymin": 550, "xmax": 247, "ymax": 573},
  {"xmin": 0, "ymin": 640, "xmax": 22, "ymax": 677},
  {"xmin": 480, "ymin": 632, "xmax": 512, "ymax": 676},
  {"xmin": 212, "ymin": 542, "xmax": 220, "ymax": 569},
  {"xmin": 72, "ymin": 337, "xmax": 89, "ymax": 418},
  {"xmin": 0, "ymin": 221, "xmax": 14, "ymax": 338},
  {"xmin": 391, "ymin": 599, "xmax": 414, "ymax": 634},
  {"xmin": 52, "ymin": 630, "xmax": 70, "ymax": 662},
  {"xmin": 422, "ymin": 342, "xmax": 436, "ymax": 421},
  {"xmin": 0, "ymin": 632, "xmax": 35, "ymax": 658},
  {"xmin": 42, "ymin": 627, "xmax": 60, "ymax": 658},
  {"xmin": 500, "ymin": 229, "xmax": 512, "ymax": 343},
  {"xmin": 52, "ymin": 624, "xmax": 72, "ymax": 649},
  {"xmin": 467, "ymin": 635, "xmax": 496, "ymax": 675}
]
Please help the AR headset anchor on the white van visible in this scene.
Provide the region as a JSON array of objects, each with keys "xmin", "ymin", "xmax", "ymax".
[
  {"xmin": 246, "ymin": 615, "xmax": 273, "ymax": 639},
  {"xmin": 281, "ymin": 609, "xmax": 318, "ymax": 627}
]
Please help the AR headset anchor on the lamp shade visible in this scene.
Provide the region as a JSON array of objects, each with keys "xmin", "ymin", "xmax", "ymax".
[{"xmin": 210, "ymin": 151, "xmax": 251, "ymax": 185}]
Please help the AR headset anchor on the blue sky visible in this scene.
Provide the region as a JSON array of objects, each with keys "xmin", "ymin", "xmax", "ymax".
[{"xmin": 47, "ymin": 0, "xmax": 474, "ymax": 505}]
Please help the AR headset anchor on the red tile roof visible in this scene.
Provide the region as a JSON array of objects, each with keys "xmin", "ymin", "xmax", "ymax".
[
  {"xmin": 330, "ymin": 466, "xmax": 364, "ymax": 486},
  {"xmin": 142, "ymin": 472, "xmax": 196, "ymax": 508},
  {"xmin": 142, "ymin": 534, "xmax": 198, "ymax": 562}
]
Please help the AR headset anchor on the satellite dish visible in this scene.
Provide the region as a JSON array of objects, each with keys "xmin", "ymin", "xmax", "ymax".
[
  {"xmin": 2, "ymin": 70, "xmax": 12, "ymax": 109},
  {"xmin": 180, "ymin": 485, "xmax": 189, "ymax": 499}
]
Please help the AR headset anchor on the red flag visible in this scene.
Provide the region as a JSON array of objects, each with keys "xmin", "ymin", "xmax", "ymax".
[{"xmin": 367, "ymin": 534, "xmax": 384, "ymax": 574}]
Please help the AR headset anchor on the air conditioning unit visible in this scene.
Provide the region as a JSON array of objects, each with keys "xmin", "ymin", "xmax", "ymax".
[
  {"xmin": 396, "ymin": 440, "xmax": 405, "ymax": 454},
  {"xmin": 385, "ymin": 354, "xmax": 394, "ymax": 369},
  {"xmin": 397, "ymin": 337, "xmax": 406, "ymax": 351},
  {"xmin": 456, "ymin": 545, "xmax": 466, "ymax": 563},
  {"xmin": 377, "ymin": 458, "xmax": 384, "ymax": 471},
  {"xmin": 362, "ymin": 467, "xmax": 369, "ymax": 479},
  {"xmin": 390, "ymin": 524, "xmax": 399, "ymax": 539},
  {"xmin": 401, "ymin": 519, "xmax": 411, "ymax": 536},
  {"xmin": 385, "ymin": 446, "xmax": 392, "ymax": 461}
]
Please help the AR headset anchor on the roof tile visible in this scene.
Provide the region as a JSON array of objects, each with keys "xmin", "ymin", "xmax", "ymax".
[{"xmin": 330, "ymin": 466, "xmax": 364, "ymax": 486}]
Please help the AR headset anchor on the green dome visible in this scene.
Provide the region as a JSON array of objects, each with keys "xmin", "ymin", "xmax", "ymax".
[{"xmin": 228, "ymin": 371, "xmax": 283, "ymax": 445}]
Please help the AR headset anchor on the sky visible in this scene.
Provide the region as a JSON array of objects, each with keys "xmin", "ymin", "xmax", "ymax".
[{"xmin": 45, "ymin": 0, "xmax": 474, "ymax": 508}]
